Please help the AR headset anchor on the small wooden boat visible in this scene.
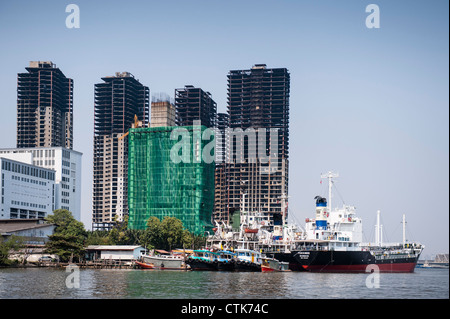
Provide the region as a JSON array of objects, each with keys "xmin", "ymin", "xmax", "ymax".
[
  {"xmin": 261, "ymin": 257, "xmax": 290, "ymax": 272},
  {"xmin": 135, "ymin": 260, "xmax": 155, "ymax": 269}
]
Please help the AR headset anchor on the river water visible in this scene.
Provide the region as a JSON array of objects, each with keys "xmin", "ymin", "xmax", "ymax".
[{"xmin": 0, "ymin": 267, "xmax": 447, "ymax": 299}]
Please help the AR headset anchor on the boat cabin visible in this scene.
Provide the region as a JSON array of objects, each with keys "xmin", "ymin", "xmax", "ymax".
[
  {"xmin": 235, "ymin": 249, "xmax": 262, "ymax": 264},
  {"xmin": 192, "ymin": 250, "xmax": 219, "ymax": 261},
  {"xmin": 217, "ymin": 250, "xmax": 237, "ymax": 262}
]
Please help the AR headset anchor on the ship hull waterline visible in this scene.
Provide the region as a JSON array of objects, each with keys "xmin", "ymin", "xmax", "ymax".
[
  {"xmin": 186, "ymin": 259, "xmax": 218, "ymax": 271},
  {"xmin": 293, "ymin": 250, "xmax": 420, "ymax": 273}
]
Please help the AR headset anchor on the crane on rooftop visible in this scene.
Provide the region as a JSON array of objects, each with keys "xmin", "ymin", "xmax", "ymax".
[{"xmin": 118, "ymin": 114, "xmax": 141, "ymax": 140}]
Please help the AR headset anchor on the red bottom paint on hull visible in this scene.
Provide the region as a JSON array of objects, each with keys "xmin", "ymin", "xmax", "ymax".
[
  {"xmin": 135, "ymin": 261, "xmax": 155, "ymax": 269},
  {"xmin": 261, "ymin": 266, "xmax": 276, "ymax": 272},
  {"xmin": 302, "ymin": 262, "xmax": 417, "ymax": 273}
]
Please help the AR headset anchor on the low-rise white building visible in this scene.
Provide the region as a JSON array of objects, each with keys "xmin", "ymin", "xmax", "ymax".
[
  {"xmin": 0, "ymin": 218, "xmax": 55, "ymax": 244},
  {"xmin": 0, "ymin": 147, "xmax": 82, "ymax": 221},
  {"xmin": 0, "ymin": 157, "xmax": 55, "ymax": 219},
  {"xmin": 0, "ymin": 219, "xmax": 57, "ymax": 263},
  {"xmin": 85, "ymin": 245, "xmax": 146, "ymax": 261}
]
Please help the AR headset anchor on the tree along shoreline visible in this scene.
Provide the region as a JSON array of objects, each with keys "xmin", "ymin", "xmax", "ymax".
[{"xmin": 1, "ymin": 209, "xmax": 206, "ymax": 265}]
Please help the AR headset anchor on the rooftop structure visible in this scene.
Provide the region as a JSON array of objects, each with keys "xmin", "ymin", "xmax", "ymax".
[{"xmin": 150, "ymin": 94, "xmax": 176, "ymax": 127}]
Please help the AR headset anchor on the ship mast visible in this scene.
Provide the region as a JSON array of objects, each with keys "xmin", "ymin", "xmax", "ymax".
[
  {"xmin": 375, "ymin": 210, "xmax": 384, "ymax": 247},
  {"xmin": 280, "ymin": 193, "xmax": 288, "ymax": 244},
  {"xmin": 375, "ymin": 210, "xmax": 380, "ymax": 246},
  {"xmin": 321, "ymin": 171, "xmax": 339, "ymax": 213},
  {"xmin": 402, "ymin": 214, "xmax": 407, "ymax": 247}
]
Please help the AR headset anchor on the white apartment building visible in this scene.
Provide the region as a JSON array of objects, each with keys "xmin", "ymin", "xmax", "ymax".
[
  {"xmin": 0, "ymin": 157, "xmax": 55, "ymax": 219},
  {"xmin": 0, "ymin": 147, "xmax": 82, "ymax": 221}
]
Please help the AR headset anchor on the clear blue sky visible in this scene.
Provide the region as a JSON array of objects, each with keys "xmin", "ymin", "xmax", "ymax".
[{"xmin": 0, "ymin": 0, "xmax": 448, "ymax": 257}]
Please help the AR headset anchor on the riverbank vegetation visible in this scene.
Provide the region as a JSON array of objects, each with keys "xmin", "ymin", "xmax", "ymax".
[{"xmin": 1, "ymin": 209, "xmax": 206, "ymax": 265}]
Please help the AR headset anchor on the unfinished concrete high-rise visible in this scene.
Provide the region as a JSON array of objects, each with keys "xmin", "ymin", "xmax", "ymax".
[
  {"xmin": 150, "ymin": 94, "xmax": 176, "ymax": 128},
  {"xmin": 213, "ymin": 64, "xmax": 290, "ymax": 230},
  {"xmin": 127, "ymin": 125, "xmax": 215, "ymax": 235},
  {"xmin": 175, "ymin": 85, "xmax": 217, "ymax": 128},
  {"xmin": 17, "ymin": 61, "xmax": 73, "ymax": 149},
  {"xmin": 92, "ymin": 72, "xmax": 149, "ymax": 231},
  {"xmin": 213, "ymin": 113, "xmax": 230, "ymax": 222}
]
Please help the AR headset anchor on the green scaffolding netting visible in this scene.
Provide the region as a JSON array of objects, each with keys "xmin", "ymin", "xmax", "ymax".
[{"xmin": 128, "ymin": 125, "xmax": 215, "ymax": 236}]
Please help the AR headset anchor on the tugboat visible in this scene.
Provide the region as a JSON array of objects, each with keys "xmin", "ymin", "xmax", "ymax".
[
  {"xmin": 186, "ymin": 250, "xmax": 219, "ymax": 271},
  {"xmin": 234, "ymin": 248, "xmax": 262, "ymax": 272},
  {"xmin": 216, "ymin": 250, "xmax": 237, "ymax": 271},
  {"xmin": 292, "ymin": 172, "xmax": 424, "ymax": 273}
]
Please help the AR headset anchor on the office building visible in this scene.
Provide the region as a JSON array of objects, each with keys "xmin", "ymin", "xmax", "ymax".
[
  {"xmin": 93, "ymin": 72, "xmax": 149, "ymax": 230},
  {"xmin": 0, "ymin": 157, "xmax": 55, "ymax": 220},
  {"xmin": 0, "ymin": 147, "xmax": 82, "ymax": 221},
  {"xmin": 17, "ymin": 61, "xmax": 73, "ymax": 149}
]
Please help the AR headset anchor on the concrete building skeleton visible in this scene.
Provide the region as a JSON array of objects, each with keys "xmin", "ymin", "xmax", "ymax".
[
  {"xmin": 213, "ymin": 64, "xmax": 290, "ymax": 229},
  {"xmin": 17, "ymin": 61, "xmax": 73, "ymax": 150},
  {"xmin": 92, "ymin": 72, "xmax": 149, "ymax": 231}
]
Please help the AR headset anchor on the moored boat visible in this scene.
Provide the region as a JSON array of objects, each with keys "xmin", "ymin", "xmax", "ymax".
[
  {"xmin": 235, "ymin": 248, "xmax": 262, "ymax": 272},
  {"xmin": 186, "ymin": 250, "xmax": 219, "ymax": 271},
  {"xmin": 142, "ymin": 249, "xmax": 188, "ymax": 270},
  {"xmin": 135, "ymin": 260, "xmax": 155, "ymax": 269},
  {"xmin": 216, "ymin": 250, "xmax": 237, "ymax": 271},
  {"xmin": 205, "ymin": 172, "xmax": 424, "ymax": 273},
  {"xmin": 290, "ymin": 173, "xmax": 423, "ymax": 273},
  {"xmin": 294, "ymin": 248, "xmax": 421, "ymax": 273},
  {"xmin": 261, "ymin": 257, "xmax": 290, "ymax": 272}
]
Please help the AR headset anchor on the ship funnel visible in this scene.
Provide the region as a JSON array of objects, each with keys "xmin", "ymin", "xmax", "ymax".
[
  {"xmin": 314, "ymin": 196, "xmax": 328, "ymax": 230},
  {"xmin": 315, "ymin": 196, "xmax": 327, "ymax": 207}
]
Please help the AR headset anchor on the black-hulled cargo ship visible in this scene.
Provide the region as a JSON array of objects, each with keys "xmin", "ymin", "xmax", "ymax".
[
  {"xmin": 207, "ymin": 172, "xmax": 423, "ymax": 273},
  {"xmin": 293, "ymin": 246, "xmax": 421, "ymax": 273},
  {"xmin": 286, "ymin": 172, "xmax": 423, "ymax": 273}
]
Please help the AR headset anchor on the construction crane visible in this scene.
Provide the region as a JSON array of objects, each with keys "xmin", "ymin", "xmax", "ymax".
[{"xmin": 118, "ymin": 114, "xmax": 140, "ymax": 140}]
